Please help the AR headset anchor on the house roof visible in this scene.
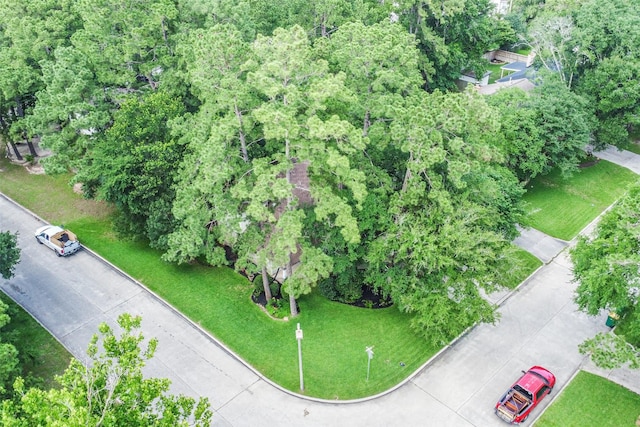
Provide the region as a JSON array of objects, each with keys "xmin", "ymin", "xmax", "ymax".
[{"xmin": 500, "ymin": 61, "xmax": 527, "ymax": 73}]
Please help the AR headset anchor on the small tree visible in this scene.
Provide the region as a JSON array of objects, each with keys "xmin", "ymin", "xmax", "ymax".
[
  {"xmin": 0, "ymin": 231, "xmax": 20, "ymax": 280},
  {"xmin": 1, "ymin": 313, "xmax": 212, "ymax": 426}
]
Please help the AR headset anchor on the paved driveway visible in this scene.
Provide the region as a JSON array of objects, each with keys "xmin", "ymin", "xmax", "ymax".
[{"xmin": 0, "ymin": 193, "xmax": 617, "ymax": 426}]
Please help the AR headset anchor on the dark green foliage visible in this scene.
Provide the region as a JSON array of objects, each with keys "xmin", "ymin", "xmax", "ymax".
[
  {"xmin": 76, "ymin": 91, "xmax": 186, "ymax": 249},
  {"xmin": 572, "ymin": 183, "xmax": 640, "ymax": 316},
  {"xmin": 399, "ymin": 0, "xmax": 504, "ymax": 91},
  {"xmin": 578, "ymin": 56, "xmax": 640, "ymax": 148},
  {"xmin": 0, "ymin": 231, "xmax": 20, "ymax": 280}
]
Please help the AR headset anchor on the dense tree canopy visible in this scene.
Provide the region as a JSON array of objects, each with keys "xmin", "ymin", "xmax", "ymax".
[{"xmin": 2, "ymin": 0, "xmax": 637, "ymax": 343}]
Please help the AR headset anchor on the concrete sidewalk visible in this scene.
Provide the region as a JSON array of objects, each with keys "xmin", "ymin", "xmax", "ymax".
[
  {"xmin": 591, "ymin": 144, "xmax": 640, "ymax": 174},
  {"xmin": 513, "ymin": 225, "xmax": 568, "ymax": 264}
]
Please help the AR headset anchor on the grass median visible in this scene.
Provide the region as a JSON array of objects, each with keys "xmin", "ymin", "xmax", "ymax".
[{"xmin": 535, "ymin": 370, "xmax": 640, "ymax": 427}]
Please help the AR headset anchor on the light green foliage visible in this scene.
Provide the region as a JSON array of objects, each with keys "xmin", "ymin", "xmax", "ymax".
[
  {"xmin": 526, "ymin": 15, "xmax": 578, "ymax": 87},
  {"xmin": 572, "ymin": 182, "xmax": 640, "ymax": 369},
  {"xmin": 176, "ymin": 0, "xmax": 255, "ymax": 41},
  {"xmin": 0, "ymin": 313, "xmax": 212, "ymax": 426},
  {"xmin": 572, "ymin": 183, "xmax": 640, "ymax": 316},
  {"xmin": 166, "ymin": 24, "xmax": 256, "ymax": 265},
  {"xmin": 25, "ymin": 46, "xmax": 110, "ymax": 173},
  {"xmin": 70, "ymin": 0, "xmax": 178, "ymax": 87},
  {"xmin": 0, "ymin": 231, "xmax": 20, "ymax": 280},
  {"xmin": 238, "ymin": 25, "xmax": 368, "ymax": 301},
  {"xmin": 0, "ymin": 0, "xmax": 79, "ymax": 117},
  {"xmin": 367, "ymin": 89, "xmax": 521, "ymax": 345},
  {"xmin": 325, "ymin": 21, "xmax": 422, "ymax": 140},
  {"xmin": 579, "ymin": 333, "xmax": 639, "ymax": 370}
]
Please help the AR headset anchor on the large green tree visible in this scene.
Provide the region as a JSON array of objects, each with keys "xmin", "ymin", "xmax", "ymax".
[
  {"xmin": 237, "ymin": 25, "xmax": 368, "ymax": 316},
  {"xmin": 487, "ymin": 75, "xmax": 593, "ymax": 181},
  {"xmin": 0, "ymin": 0, "xmax": 80, "ymax": 160},
  {"xmin": 165, "ymin": 23, "xmax": 266, "ymax": 290},
  {"xmin": 486, "ymin": 88, "xmax": 545, "ymax": 183},
  {"xmin": 578, "ymin": 55, "xmax": 640, "ymax": 148},
  {"xmin": 571, "ymin": 183, "xmax": 640, "ymax": 370},
  {"xmin": 527, "ymin": 75, "xmax": 593, "ymax": 177},
  {"xmin": 367, "ymin": 89, "xmax": 524, "ymax": 345},
  {"xmin": 76, "ymin": 91, "xmax": 186, "ymax": 249},
  {"xmin": 0, "ymin": 313, "xmax": 212, "ymax": 426},
  {"xmin": 25, "ymin": 46, "xmax": 111, "ymax": 173}
]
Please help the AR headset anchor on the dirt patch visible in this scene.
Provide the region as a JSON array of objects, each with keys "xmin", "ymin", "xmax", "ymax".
[{"xmin": 24, "ymin": 163, "xmax": 46, "ymax": 175}]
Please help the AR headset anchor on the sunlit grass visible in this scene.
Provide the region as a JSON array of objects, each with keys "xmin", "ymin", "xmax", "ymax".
[
  {"xmin": 535, "ymin": 371, "xmax": 640, "ymax": 427},
  {"xmin": 522, "ymin": 161, "xmax": 638, "ymax": 240}
]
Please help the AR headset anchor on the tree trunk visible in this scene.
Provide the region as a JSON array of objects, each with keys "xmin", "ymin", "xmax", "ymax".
[
  {"xmin": 401, "ymin": 152, "xmax": 413, "ymax": 193},
  {"xmin": 363, "ymin": 109, "xmax": 371, "ymax": 136},
  {"xmin": 25, "ymin": 135, "xmax": 38, "ymax": 157},
  {"xmin": 261, "ymin": 265, "xmax": 272, "ymax": 300},
  {"xmin": 284, "ymin": 137, "xmax": 299, "ymax": 317},
  {"xmin": 234, "ymin": 101, "xmax": 249, "ymax": 162},
  {"xmin": 9, "ymin": 141, "xmax": 23, "ymax": 161},
  {"xmin": 289, "ymin": 292, "xmax": 298, "ymax": 317}
]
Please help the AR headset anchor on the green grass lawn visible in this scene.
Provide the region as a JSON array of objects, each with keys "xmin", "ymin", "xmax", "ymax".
[
  {"xmin": 505, "ymin": 249, "xmax": 542, "ymax": 289},
  {"xmin": 522, "ymin": 160, "xmax": 638, "ymax": 240},
  {"xmin": 535, "ymin": 371, "xmax": 640, "ymax": 427}
]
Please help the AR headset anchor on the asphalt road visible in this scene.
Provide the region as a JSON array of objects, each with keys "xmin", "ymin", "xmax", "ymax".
[{"xmin": 0, "ymin": 192, "xmax": 621, "ymax": 426}]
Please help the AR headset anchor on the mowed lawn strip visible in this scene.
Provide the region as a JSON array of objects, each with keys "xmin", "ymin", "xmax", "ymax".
[
  {"xmin": 535, "ymin": 370, "xmax": 640, "ymax": 427},
  {"xmin": 522, "ymin": 160, "xmax": 638, "ymax": 240}
]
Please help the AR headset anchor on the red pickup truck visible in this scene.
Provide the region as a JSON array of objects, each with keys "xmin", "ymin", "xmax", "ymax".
[{"xmin": 495, "ymin": 366, "xmax": 556, "ymax": 424}]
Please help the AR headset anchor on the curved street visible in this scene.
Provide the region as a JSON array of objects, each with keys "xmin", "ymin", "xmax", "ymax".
[{"xmin": 1, "ymin": 145, "xmax": 639, "ymax": 426}]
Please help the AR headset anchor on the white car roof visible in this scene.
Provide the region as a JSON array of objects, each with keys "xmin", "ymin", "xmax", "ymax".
[{"xmin": 35, "ymin": 225, "xmax": 64, "ymax": 235}]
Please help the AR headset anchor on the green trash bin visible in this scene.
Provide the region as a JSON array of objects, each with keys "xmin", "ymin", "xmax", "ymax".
[{"xmin": 606, "ymin": 311, "xmax": 620, "ymax": 328}]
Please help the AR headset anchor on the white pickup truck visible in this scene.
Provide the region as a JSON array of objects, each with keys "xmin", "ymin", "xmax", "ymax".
[{"xmin": 35, "ymin": 225, "xmax": 81, "ymax": 257}]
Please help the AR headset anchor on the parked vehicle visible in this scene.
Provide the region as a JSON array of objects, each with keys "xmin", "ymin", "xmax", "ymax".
[
  {"xmin": 35, "ymin": 225, "xmax": 81, "ymax": 257},
  {"xmin": 495, "ymin": 366, "xmax": 555, "ymax": 424}
]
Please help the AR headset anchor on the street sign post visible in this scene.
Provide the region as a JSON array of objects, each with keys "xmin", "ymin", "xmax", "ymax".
[
  {"xmin": 296, "ymin": 323, "xmax": 304, "ymax": 391},
  {"xmin": 365, "ymin": 346, "xmax": 374, "ymax": 381}
]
